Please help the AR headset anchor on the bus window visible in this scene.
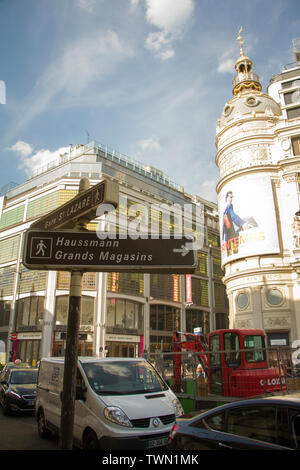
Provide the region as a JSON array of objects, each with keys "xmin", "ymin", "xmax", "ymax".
[
  {"xmin": 244, "ymin": 335, "xmax": 266, "ymax": 363},
  {"xmin": 224, "ymin": 332, "xmax": 241, "ymax": 367}
]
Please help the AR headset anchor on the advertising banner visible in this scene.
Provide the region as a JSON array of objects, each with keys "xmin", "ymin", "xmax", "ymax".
[{"xmin": 218, "ymin": 174, "xmax": 280, "ymax": 265}]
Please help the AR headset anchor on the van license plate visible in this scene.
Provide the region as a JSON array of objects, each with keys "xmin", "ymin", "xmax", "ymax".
[{"xmin": 147, "ymin": 437, "xmax": 168, "ymax": 448}]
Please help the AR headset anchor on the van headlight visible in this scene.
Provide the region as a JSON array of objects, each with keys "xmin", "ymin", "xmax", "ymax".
[
  {"xmin": 104, "ymin": 406, "xmax": 133, "ymax": 428},
  {"xmin": 172, "ymin": 398, "xmax": 184, "ymax": 417}
]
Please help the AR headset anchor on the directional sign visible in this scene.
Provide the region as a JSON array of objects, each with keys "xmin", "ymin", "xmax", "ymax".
[
  {"xmin": 31, "ymin": 179, "xmax": 118, "ymax": 230},
  {"xmin": 23, "ymin": 230, "xmax": 196, "ymax": 274}
]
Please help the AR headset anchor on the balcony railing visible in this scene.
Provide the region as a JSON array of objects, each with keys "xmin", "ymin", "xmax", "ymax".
[{"xmin": 232, "ymin": 71, "xmax": 260, "ymax": 88}]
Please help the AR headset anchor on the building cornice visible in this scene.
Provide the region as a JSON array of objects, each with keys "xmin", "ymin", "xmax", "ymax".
[{"xmin": 216, "ymin": 164, "xmax": 279, "ymax": 194}]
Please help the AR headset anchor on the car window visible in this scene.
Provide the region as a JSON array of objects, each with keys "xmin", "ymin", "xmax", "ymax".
[
  {"xmin": 227, "ymin": 406, "xmax": 277, "ymax": 445},
  {"xmin": 292, "ymin": 414, "xmax": 300, "ymax": 449},
  {"xmin": 202, "ymin": 412, "xmax": 226, "ymax": 431}
]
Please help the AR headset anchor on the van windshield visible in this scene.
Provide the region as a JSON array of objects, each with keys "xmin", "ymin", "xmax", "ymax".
[{"xmin": 81, "ymin": 360, "xmax": 168, "ymax": 395}]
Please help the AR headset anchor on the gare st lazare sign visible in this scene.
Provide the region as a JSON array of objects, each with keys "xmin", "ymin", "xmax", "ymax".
[{"xmin": 31, "ymin": 179, "xmax": 119, "ymax": 230}]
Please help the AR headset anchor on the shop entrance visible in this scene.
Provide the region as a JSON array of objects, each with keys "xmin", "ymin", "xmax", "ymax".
[
  {"xmin": 108, "ymin": 342, "xmax": 136, "ymax": 358},
  {"xmin": 53, "ymin": 340, "xmax": 93, "ymax": 357}
]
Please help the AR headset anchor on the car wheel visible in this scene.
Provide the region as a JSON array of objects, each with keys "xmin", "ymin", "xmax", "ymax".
[
  {"xmin": 37, "ymin": 409, "xmax": 51, "ymax": 438},
  {"xmin": 83, "ymin": 430, "xmax": 99, "ymax": 450}
]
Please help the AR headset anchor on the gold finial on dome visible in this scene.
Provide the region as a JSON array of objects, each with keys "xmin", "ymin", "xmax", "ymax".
[
  {"xmin": 236, "ymin": 26, "xmax": 245, "ymax": 57},
  {"xmin": 232, "ymin": 27, "xmax": 261, "ymax": 95}
]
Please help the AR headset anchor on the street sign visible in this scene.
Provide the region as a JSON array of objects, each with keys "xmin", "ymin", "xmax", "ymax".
[
  {"xmin": 11, "ymin": 333, "xmax": 18, "ymax": 341},
  {"xmin": 30, "ymin": 179, "xmax": 118, "ymax": 230},
  {"xmin": 23, "ymin": 230, "xmax": 196, "ymax": 274}
]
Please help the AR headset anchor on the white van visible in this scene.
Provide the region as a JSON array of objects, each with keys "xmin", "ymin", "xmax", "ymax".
[{"xmin": 35, "ymin": 356, "xmax": 184, "ymax": 450}]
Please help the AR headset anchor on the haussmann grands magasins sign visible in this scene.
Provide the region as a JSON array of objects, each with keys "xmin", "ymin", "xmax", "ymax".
[{"xmin": 23, "ymin": 230, "xmax": 196, "ymax": 274}]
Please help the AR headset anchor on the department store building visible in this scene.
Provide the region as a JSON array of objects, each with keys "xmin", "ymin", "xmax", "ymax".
[
  {"xmin": 0, "ymin": 142, "xmax": 228, "ymax": 364},
  {"xmin": 216, "ymin": 36, "xmax": 300, "ymax": 347}
]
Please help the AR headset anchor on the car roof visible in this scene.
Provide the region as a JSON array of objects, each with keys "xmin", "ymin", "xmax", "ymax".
[
  {"xmin": 9, "ymin": 367, "xmax": 38, "ymax": 372},
  {"xmin": 40, "ymin": 356, "xmax": 146, "ymax": 364},
  {"xmin": 180, "ymin": 394, "xmax": 300, "ymax": 423}
]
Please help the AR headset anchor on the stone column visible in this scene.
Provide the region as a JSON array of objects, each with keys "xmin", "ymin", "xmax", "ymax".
[
  {"xmin": 93, "ymin": 272, "xmax": 107, "ymax": 357},
  {"xmin": 41, "ymin": 270, "xmax": 57, "ymax": 358}
]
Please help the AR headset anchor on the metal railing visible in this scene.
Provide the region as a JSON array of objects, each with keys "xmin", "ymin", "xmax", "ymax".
[{"xmin": 145, "ymin": 346, "xmax": 300, "ymax": 407}]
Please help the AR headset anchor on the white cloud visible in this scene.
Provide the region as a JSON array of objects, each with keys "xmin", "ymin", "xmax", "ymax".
[
  {"xmin": 138, "ymin": 136, "xmax": 162, "ymax": 152},
  {"xmin": 218, "ymin": 58, "xmax": 235, "ymax": 74},
  {"xmin": 145, "ymin": 31, "xmax": 174, "ymax": 60},
  {"xmin": 144, "ymin": 0, "xmax": 194, "ymax": 60},
  {"xmin": 77, "ymin": 0, "xmax": 97, "ymax": 12},
  {"xmin": 130, "ymin": 0, "xmax": 140, "ymax": 11},
  {"xmin": 9, "ymin": 141, "xmax": 34, "ymax": 157},
  {"xmin": 145, "ymin": 0, "xmax": 194, "ymax": 32},
  {"xmin": 17, "ymin": 144, "xmax": 70, "ymax": 176}
]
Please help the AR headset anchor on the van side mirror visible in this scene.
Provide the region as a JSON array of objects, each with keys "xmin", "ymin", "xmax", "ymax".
[{"xmin": 76, "ymin": 385, "xmax": 87, "ymax": 401}]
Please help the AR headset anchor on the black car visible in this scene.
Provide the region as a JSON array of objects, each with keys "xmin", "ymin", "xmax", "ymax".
[
  {"xmin": 168, "ymin": 395, "xmax": 300, "ymax": 450},
  {"xmin": 0, "ymin": 367, "xmax": 38, "ymax": 415}
]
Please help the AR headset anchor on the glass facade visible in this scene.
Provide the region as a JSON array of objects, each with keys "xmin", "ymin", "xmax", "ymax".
[
  {"xmin": 186, "ymin": 309, "xmax": 209, "ymax": 334},
  {"xmin": 55, "ymin": 295, "xmax": 95, "ymax": 327},
  {"xmin": 0, "ymin": 300, "xmax": 10, "ymax": 327},
  {"xmin": 107, "ymin": 298, "xmax": 143, "ymax": 332},
  {"xmin": 16, "ymin": 296, "xmax": 44, "ymax": 328}
]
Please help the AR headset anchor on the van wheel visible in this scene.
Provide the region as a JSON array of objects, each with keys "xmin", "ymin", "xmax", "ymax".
[
  {"xmin": 83, "ymin": 430, "xmax": 99, "ymax": 450},
  {"xmin": 37, "ymin": 409, "xmax": 51, "ymax": 439}
]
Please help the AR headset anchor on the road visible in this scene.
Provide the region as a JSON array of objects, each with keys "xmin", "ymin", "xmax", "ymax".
[{"xmin": 0, "ymin": 410, "xmax": 58, "ymax": 450}]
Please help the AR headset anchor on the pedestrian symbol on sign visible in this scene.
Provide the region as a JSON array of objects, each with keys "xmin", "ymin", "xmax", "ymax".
[
  {"xmin": 36, "ymin": 240, "xmax": 47, "ymax": 256},
  {"xmin": 30, "ymin": 237, "xmax": 53, "ymax": 259}
]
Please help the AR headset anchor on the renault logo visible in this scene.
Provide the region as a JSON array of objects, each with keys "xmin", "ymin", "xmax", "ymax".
[{"xmin": 152, "ymin": 418, "xmax": 159, "ymax": 427}]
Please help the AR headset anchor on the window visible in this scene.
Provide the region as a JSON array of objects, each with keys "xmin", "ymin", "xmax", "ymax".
[
  {"xmin": 224, "ymin": 332, "xmax": 241, "ymax": 367},
  {"xmin": 0, "ymin": 301, "xmax": 11, "ymax": 327},
  {"xmin": 266, "ymin": 288, "xmax": 283, "ymax": 306},
  {"xmin": 244, "ymin": 335, "xmax": 266, "ymax": 363},
  {"xmin": 107, "ymin": 298, "xmax": 143, "ymax": 332},
  {"xmin": 150, "ymin": 274, "xmax": 180, "ymax": 301},
  {"xmin": 203, "ymin": 412, "xmax": 225, "ymax": 431},
  {"xmin": 55, "ymin": 295, "xmax": 95, "ymax": 326},
  {"xmin": 227, "ymin": 406, "xmax": 277, "ymax": 444},
  {"xmin": 150, "ymin": 304, "xmax": 179, "ymax": 332},
  {"xmin": 292, "ymin": 414, "xmax": 300, "ymax": 449},
  {"xmin": 236, "ymin": 292, "xmax": 249, "ymax": 310},
  {"xmin": 0, "ymin": 235, "xmax": 20, "ymax": 264},
  {"xmin": 287, "ymin": 107, "xmax": 300, "ymax": 120},
  {"xmin": 292, "ymin": 136, "xmax": 300, "ymax": 156},
  {"xmin": 186, "ymin": 309, "xmax": 209, "ymax": 334},
  {"xmin": 284, "ymin": 90, "xmax": 300, "ymax": 105},
  {"xmin": 16, "ymin": 296, "xmax": 44, "ymax": 328},
  {"xmin": 192, "ymin": 278, "xmax": 209, "ymax": 307},
  {"xmin": 209, "ymin": 334, "xmax": 221, "ymax": 366}
]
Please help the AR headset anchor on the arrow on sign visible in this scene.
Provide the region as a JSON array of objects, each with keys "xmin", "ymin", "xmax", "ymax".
[{"xmin": 173, "ymin": 244, "xmax": 191, "ymax": 256}]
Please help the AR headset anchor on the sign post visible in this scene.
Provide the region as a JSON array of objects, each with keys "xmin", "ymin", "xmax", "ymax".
[
  {"xmin": 59, "ymin": 270, "xmax": 83, "ymax": 450},
  {"xmin": 57, "ymin": 178, "xmax": 91, "ymax": 451}
]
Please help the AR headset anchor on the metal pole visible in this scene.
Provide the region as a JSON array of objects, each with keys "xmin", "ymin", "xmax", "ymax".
[
  {"xmin": 59, "ymin": 270, "xmax": 83, "ymax": 450},
  {"xmin": 59, "ymin": 177, "xmax": 90, "ymax": 450}
]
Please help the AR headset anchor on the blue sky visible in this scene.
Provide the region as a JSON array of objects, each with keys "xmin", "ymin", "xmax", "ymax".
[{"xmin": 0, "ymin": 0, "xmax": 299, "ymax": 202}]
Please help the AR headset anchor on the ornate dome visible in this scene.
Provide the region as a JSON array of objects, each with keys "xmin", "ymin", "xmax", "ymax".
[
  {"xmin": 218, "ymin": 28, "xmax": 281, "ymax": 128},
  {"xmin": 219, "ymin": 91, "xmax": 282, "ymax": 127}
]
